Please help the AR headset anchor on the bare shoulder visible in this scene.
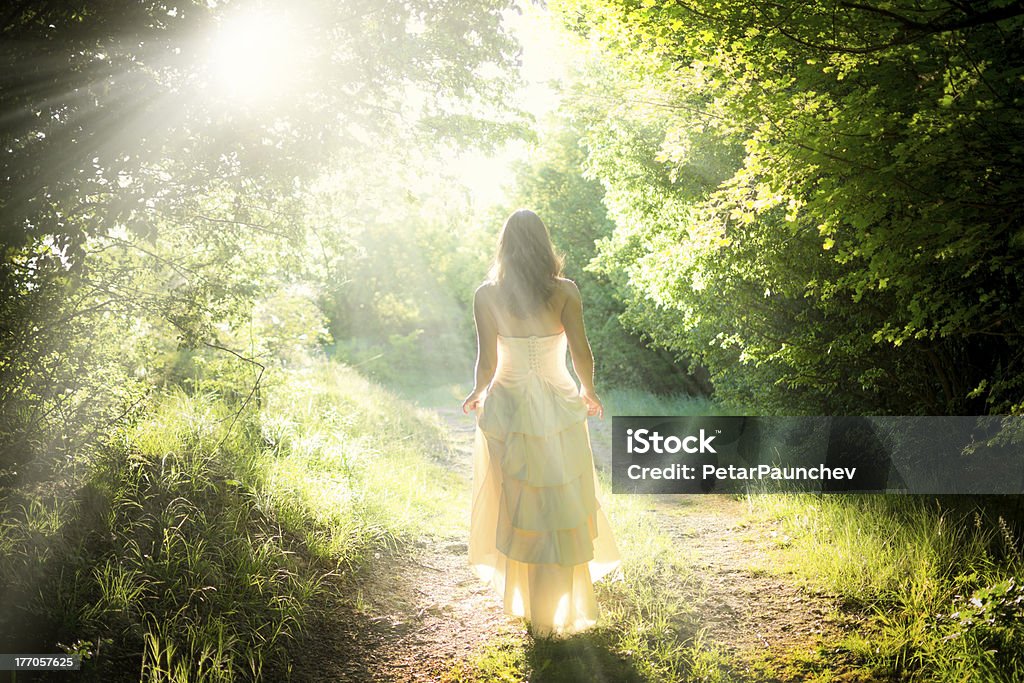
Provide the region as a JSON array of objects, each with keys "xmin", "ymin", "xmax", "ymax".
[
  {"xmin": 555, "ymin": 277, "xmax": 581, "ymax": 298},
  {"xmin": 473, "ymin": 282, "xmax": 498, "ymax": 328},
  {"xmin": 558, "ymin": 277, "xmax": 587, "ymax": 340},
  {"xmin": 474, "ymin": 281, "xmax": 497, "ymax": 302},
  {"xmin": 555, "ymin": 277, "xmax": 582, "ymax": 305}
]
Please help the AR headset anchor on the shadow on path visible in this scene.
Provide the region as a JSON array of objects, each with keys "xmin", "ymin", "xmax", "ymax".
[{"xmin": 526, "ymin": 632, "xmax": 645, "ymax": 682}]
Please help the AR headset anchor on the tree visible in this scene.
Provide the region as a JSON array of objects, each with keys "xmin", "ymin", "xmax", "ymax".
[
  {"xmin": 0, "ymin": 0, "xmax": 525, "ymax": 476},
  {"xmin": 552, "ymin": 0, "xmax": 1024, "ymax": 414}
]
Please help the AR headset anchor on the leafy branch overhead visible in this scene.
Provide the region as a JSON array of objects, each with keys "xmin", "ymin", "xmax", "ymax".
[
  {"xmin": 0, "ymin": 0, "xmax": 526, "ymax": 472},
  {"xmin": 554, "ymin": 0, "xmax": 1024, "ymax": 414}
]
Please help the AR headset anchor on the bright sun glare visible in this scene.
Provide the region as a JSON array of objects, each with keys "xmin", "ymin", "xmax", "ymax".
[{"xmin": 207, "ymin": 7, "xmax": 305, "ymax": 102}]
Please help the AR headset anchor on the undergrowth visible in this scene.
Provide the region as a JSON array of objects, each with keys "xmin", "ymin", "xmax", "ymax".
[
  {"xmin": 751, "ymin": 494, "xmax": 1024, "ymax": 681},
  {"xmin": 0, "ymin": 356, "xmax": 463, "ymax": 681}
]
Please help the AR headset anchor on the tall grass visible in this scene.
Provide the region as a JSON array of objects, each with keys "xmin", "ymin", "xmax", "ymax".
[
  {"xmin": 0, "ymin": 388, "xmax": 328, "ymax": 681},
  {"xmin": 0, "ymin": 355, "xmax": 467, "ymax": 680},
  {"xmin": 750, "ymin": 494, "xmax": 1024, "ymax": 681},
  {"xmin": 254, "ymin": 359, "xmax": 467, "ymax": 562}
]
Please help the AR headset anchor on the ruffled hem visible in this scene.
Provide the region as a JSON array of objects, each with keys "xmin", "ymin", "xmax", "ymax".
[
  {"xmin": 498, "ymin": 468, "xmax": 597, "ymax": 531},
  {"xmin": 497, "ymin": 505, "xmax": 601, "ymax": 566},
  {"xmin": 470, "ymin": 557, "xmax": 614, "ymax": 637},
  {"xmin": 469, "ymin": 425, "xmax": 621, "ymax": 635}
]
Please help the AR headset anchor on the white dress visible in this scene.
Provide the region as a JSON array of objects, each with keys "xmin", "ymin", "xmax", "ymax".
[{"xmin": 469, "ymin": 331, "xmax": 620, "ymax": 636}]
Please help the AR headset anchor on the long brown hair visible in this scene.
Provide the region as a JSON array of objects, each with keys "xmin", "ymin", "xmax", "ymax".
[{"xmin": 487, "ymin": 209, "xmax": 563, "ymax": 318}]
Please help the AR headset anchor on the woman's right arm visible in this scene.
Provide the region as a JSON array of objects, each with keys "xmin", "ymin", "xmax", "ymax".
[
  {"xmin": 561, "ymin": 280, "xmax": 603, "ymax": 419},
  {"xmin": 462, "ymin": 285, "xmax": 498, "ymax": 414}
]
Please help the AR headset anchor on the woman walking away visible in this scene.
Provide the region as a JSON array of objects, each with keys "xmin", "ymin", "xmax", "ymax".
[{"xmin": 462, "ymin": 208, "xmax": 620, "ymax": 637}]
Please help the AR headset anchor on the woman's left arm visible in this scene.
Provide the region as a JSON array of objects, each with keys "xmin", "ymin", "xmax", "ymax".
[{"xmin": 463, "ymin": 286, "xmax": 498, "ymax": 413}]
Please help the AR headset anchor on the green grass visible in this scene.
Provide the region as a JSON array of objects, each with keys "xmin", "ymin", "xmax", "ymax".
[
  {"xmin": 602, "ymin": 388, "xmax": 723, "ymax": 418},
  {"xmin": 254, "ymin": 360, "xmax": 467, "ymax": 565},
  {"xmin": 0, "ymin": 355, "xmax": 468, "ymax": 681},
  {"xmin": 0, "ymin": 388, "xmax": 324, "ymax": 681},
  {"xmin": 749, "ymin": 493, "xmax": 1024, "ymax": 681}
]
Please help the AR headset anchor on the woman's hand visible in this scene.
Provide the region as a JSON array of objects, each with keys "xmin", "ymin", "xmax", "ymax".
[
  {"xmin": 580, "ymin": 387, "xmax": 604, "ymax": 419},
  {"xmin": 462, "ymin": 389, "xmax": 485, "ymax": 414}
]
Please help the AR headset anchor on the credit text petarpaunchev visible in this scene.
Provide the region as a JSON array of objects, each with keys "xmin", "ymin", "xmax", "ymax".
[
  {"xmin": 626, "ymin": 463, "xmax": 857, "ymax": 481},
  {"xmin": 612, "ymin": 416, "xmax": 1024, "ymax": 494}
]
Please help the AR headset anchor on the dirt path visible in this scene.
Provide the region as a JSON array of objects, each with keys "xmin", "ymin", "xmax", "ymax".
[
  {"xmin": 294, "ymin": 408, "xmax": 863, "ymax": 682},
  {"xmin": 289, "ymin": 406, "xmax": 524, "ymax": 683},
  {"xmin": 293, "ymin": 542, "xmax": 522, "ymax": 682},
  {"xmin": 585, "ymin": 419, "xmax": 864, "ymax": 677}
]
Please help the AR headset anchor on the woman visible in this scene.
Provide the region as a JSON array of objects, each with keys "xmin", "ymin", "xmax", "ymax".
[{"xmin": 462, "ymin": 208, "xmax": 620, "ymax": 637}]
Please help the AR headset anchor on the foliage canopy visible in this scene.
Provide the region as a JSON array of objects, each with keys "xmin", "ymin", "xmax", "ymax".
[{"xmin": 554, "ymin": 0, "xmax": 1024, "ymax": 414}]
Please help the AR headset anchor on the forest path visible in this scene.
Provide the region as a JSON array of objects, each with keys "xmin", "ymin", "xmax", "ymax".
[
  {"xmin": 583, "ymin": 418, "xmax": 865, "ymax": 679},
  {"xmin": 293, "ymin": 405, "xmax": 864, "ymax": 682},
  {"xmin": 289, "ymin": 406, "xmax": 522, "ymax": 683}
]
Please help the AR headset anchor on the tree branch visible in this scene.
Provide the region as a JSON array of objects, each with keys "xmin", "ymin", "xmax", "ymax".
[{"xmin": 840, "ymin": 0, "xmax": 1024, "ymax": 34}]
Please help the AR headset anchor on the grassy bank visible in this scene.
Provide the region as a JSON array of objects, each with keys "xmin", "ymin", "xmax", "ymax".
[
  {"xmin": 0, "ymin": 357, "xmax": 463, "ymax": 681},
  {"xmin": 749, "ymin": 494, "xmax": 1024, "ymax": 681}
]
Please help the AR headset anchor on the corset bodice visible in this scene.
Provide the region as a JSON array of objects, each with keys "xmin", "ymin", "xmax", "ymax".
[
  {"xmin": 494, "ymin": 332, "xmax": 571, "ymax": 381},
  {"xmin": 478, "ymin": 331, "xmax": 586, "ymax": 440}
]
